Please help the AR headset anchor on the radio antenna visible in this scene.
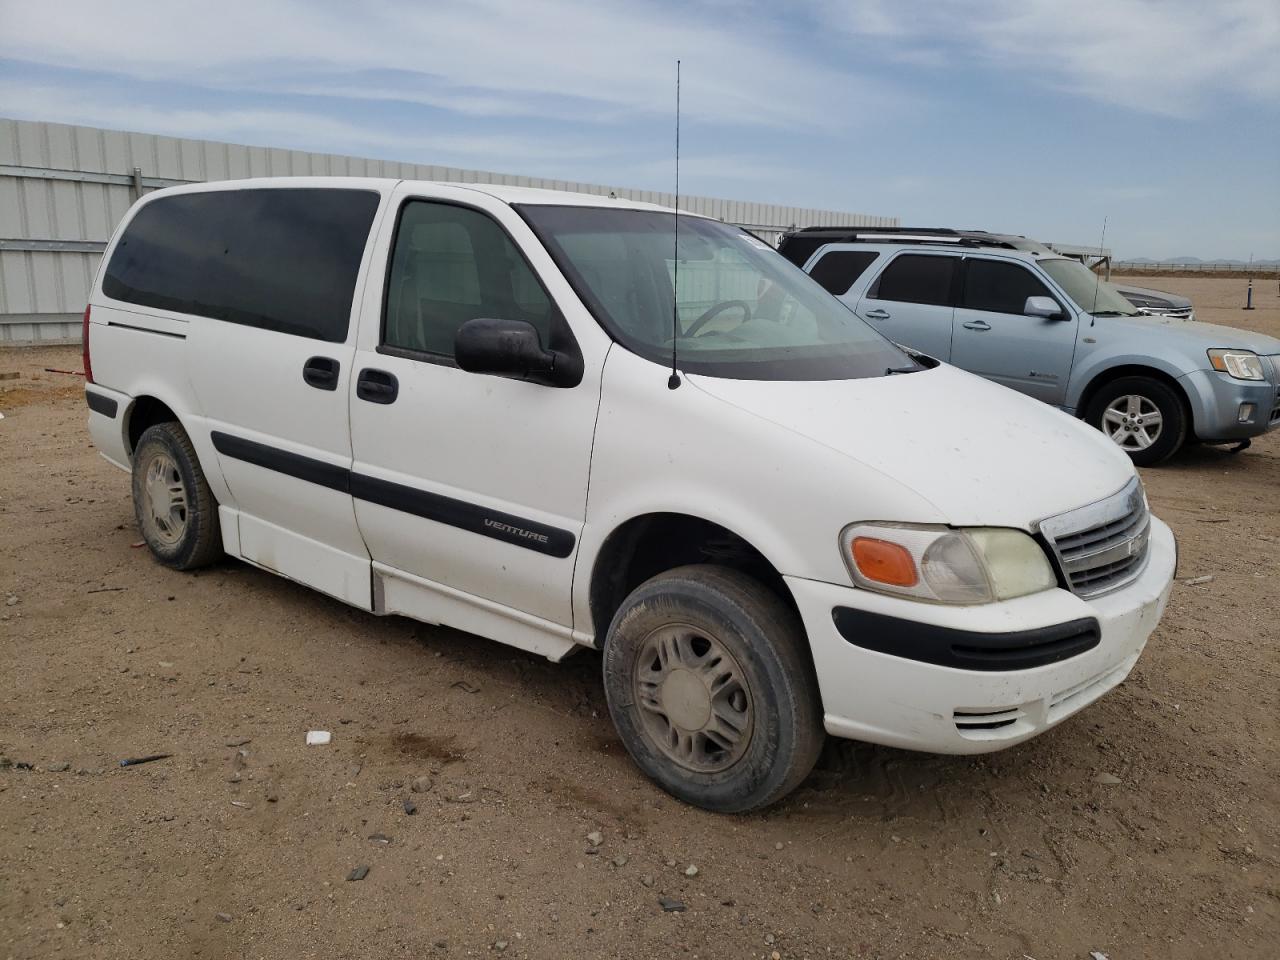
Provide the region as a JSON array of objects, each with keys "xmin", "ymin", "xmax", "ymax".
[
  {"xmin": 1089, "ymin": 215, "xmax": 1108, "ymax": 327},
  {"xmin": 668, "ymin": 59, "xmax": 682, "ymax": 390}
]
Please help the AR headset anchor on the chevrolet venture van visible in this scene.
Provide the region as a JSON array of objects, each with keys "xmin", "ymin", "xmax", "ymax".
[{"xmin": 84, "ymin": 179, "xmax": 1177, "ymax": 811}]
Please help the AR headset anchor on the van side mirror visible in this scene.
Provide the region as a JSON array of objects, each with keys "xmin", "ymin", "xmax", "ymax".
[
  {"xmin": 454, "ymin": 317, "xmax": 577, "ymax": 387},
  {"xmin": 1024, "ymin": 295, "xmax": 1067, "ymax": 321}
]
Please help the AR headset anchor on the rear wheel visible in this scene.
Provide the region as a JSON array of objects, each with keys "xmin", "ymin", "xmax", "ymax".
[
  {"xmin": 602, "ymin": 565, "xmax": 824, "ymax": 813},
  {"xmin": 1085, "ymin": 376, "xmax": 1186, "ymax": 466},
  {"xmin": 131, "ymin": 422, "xmax": 222, "ymax": 569}
]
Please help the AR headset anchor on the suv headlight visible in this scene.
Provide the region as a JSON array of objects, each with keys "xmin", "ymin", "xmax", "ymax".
[
  {"xmin": 839, "ymin": 523, "xmax": 1057, "ymax": 604},
  {"xmin": 1208, "ymin": 349, "xmax": 1265, "ymax": 381}
]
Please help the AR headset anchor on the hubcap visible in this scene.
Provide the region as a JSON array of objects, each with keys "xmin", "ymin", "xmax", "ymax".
[
  {"xmin": 140, "ymin": 451, "xmax": 188, "ymax": 546},
  {"xmin": 1101, "ymin": 394, "xmax": 1163, "ymax": 451},
  {"xmin": 633, "ymin": 624, "xmax": 754, "ymax": 774}
]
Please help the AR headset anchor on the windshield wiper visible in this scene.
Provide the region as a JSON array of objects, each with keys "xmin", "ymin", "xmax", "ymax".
[
  {"xmin": 1089, "ymin": 310, "xmax": 1131, "ymax": 317},
  {"xmin": 885, "ymin": 364, "xmax": 918, "ymax": 375}
]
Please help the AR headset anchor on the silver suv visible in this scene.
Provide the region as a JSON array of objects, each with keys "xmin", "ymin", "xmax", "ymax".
[{"xmin": 779, "ymin": 228, "xmax": 1280, "ymax": 465}]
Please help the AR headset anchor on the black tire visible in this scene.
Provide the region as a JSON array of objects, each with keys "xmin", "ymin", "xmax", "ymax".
[
  {"xmin": 131, "ymin": 421, "xmax": 222, "ymax": 570},
  {"xmin": 602, "ymin": 565, "xmax": 824, "ymax": 813},
  {"xmin": 1084, "ymin": 376, "xmax": 1187, "ymax": 467}
]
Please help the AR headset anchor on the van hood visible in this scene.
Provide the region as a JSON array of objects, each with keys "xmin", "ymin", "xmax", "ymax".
[
  {"xmin": 686, "ymin": 364, "xmax": 1135, "ymax": 529},
  {"xmin": 1105, "ymin": 314, "xmax": 1280, "ymax": 355}
]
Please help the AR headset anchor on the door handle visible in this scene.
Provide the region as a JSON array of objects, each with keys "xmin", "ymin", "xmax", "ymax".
[
  {"xmin": 302, "ymin": 356, "xmax": 340, "ymax": 391},
  {"xmin": 356, "ymin": 368, "xmax": 399, "ymax": 404},
  {"xmin": 864, "ymin": 309, "xmax": 891, "ymax": 320},
  {"xmin": 962, "ymin": 320, "xmax": 992, "ymax": 331}
]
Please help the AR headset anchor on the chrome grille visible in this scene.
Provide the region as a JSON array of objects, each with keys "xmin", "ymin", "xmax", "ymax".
[{"xmin": 1039, "ymin": 477, "xmax": 1150, "ymax": 598}]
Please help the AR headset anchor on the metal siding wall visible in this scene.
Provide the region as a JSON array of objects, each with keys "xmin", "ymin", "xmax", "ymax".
[{"xmin": 0, "ymin": 117, "xmax": 896, "ymax": 343}]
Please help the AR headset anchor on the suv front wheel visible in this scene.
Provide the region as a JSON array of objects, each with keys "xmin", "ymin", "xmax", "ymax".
[
  {"xmin": 1085, "ymin": 376, "xmax": 1187, "ymax": 466},
  {"xmin": 602, "ymin": 565, "xmax": 824, "ymax": 813}
]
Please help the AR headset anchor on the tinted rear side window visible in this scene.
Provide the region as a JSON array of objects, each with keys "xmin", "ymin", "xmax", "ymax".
[
  {"xmin": 961, "ymin": 259, "xmax": 1057, "ymax": 315},
  {"xmin": 103, "ymin": 188, "xmax": 380, "ymax": 342},
  {"xmin": 870, "ymin": 254, "xmax": 957, "ymax": 306},
  {"xmin": 809, "ymin": 251, "xmax": 878, "ymax": 296}
]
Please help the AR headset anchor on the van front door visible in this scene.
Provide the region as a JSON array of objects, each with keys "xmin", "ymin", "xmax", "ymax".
[{"xmin": 348, "ymin": 187, "xmax": 603, "ymax": 657}]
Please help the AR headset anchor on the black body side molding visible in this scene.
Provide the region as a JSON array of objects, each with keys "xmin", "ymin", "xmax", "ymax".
[
  {"xmin": 832, "ymin": 606, "xmax": 1100, "ymax": 671},
  {"xmin": 209, "ymin": 430, "xmax": 574, "ymax": 558},
  {"xmin": 85, "ymin": 389, "xmax": 119, "ymax": 418}
]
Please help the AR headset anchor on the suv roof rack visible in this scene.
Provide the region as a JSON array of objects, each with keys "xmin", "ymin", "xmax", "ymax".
[{"xmin": 776, "ymin": 227, "xmax": 1052, "ymax": 266}]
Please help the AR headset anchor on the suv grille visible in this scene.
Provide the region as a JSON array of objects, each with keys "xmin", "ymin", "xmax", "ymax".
[{"xmin": 1039, "ymin": 477, "xmax": 1150, "ymax": 598}]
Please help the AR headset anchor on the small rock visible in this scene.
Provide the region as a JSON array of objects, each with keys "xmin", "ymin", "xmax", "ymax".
[
  {"xmin": 368, "ymin": 833, "xmax": 391, "ymax": 844},
  {"xmin": 721, "ymin": 898, "xmax": 735, "ymax": 907},
  {"xmin": 411, "ymin": 775, "xmax": 433, "ymax": 793},
  {"xmin": 1181, "ymin": 575, "xmax": 1214, "ymax": 586},
  {"xmin": 5, "ymin": 595, "xmax": 17, "ymax": 606},
  {"xmin": 774, "ymin": 842, "xmax": 784, "ymax": 851},
  {"xmin": 47, "ymin": 762, "xmax": 70, "ymax": 773},
  {"xmin": 640, "ymin": 875, "xmax": 655, "ymax": 888},
  {"xmin": 215, "ymin": 912, "xmax": 232, "ymax": 923},
  {"xmin": 765, "ymin": 933, "xmax": 776, "ymax": 945},
  {"xmin": 684, "ymin": 864, "xmax": 698, "ymax": 877},
  {"xmin": 494, "ymin": 941, "xmax": 508, "ymax": 952},
  {"xmin": 611, "ymin": 855, "xmax": 628, "ymax": 868},
  {"xmin": 658, "ymin": 897, "xmax": 686, "ymax": 913},
  {"xmin": 586, "ymin": 830, "xmax": 603, "ymax": 847},
  {"xmin": 265, "ymin": 786, "xmax": 278, "ymax": 803},
  {"xmin": 1094, "ymin": 772, "xmax": 1122, "ymax": 785},
  {"xmin": 403, "ymin": 798, "xmax": 418, "ymax": 816},
  {"xmin": 665, "ymin": 858, "xmax": 676, "ymax": 867},
  {"xmin": 347, "ymin": 865, "xmax": 370, "ymax": 881},
  {"xmin": 771, "ymin": 953, "xmax": 781, "ymax": 960}
]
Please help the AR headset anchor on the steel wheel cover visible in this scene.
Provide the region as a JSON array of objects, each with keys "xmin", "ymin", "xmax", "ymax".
[
  {"xmin": 140, "ymin": 450, "xmax": 189, "ymax": 546},
  {"xmin": 632, "ymin": 623, "xmax": 755, "ymax": 774}
]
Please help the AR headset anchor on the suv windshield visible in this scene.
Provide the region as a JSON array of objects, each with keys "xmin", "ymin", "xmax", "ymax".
[
  {"xmin": 517, "ymin": 205, "xmax": 917, "ymax": 380},
  {"xmin": 1039, "ymin": 258, "xmax": 1140, "ymax": 316}
]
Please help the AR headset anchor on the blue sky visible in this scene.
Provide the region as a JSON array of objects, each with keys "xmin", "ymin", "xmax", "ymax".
[{"xmin": 1, "ymin": 0, "xmax": 1276, "ymax": 259}]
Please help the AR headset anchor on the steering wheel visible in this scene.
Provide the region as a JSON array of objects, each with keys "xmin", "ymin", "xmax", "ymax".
[{"xmin": 685, "ymin": 300, "xmax": 752, "ymax": 338}]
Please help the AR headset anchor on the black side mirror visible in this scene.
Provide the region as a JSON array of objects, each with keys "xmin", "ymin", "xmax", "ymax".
[{"xmin": 454, "ymin": 318, "xmax": 578, "ymax": 387}]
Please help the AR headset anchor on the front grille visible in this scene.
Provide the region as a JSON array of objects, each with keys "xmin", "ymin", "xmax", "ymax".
[{"xmin": 1040, "ymin": 477, "xmax": 1150, "ymax": 598}]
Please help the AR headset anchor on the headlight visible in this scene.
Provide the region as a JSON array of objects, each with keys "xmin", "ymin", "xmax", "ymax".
[
  {"xmin": 839, "ymin": 523, "xmax": 1057, "ymax": 604},
  {"xmin": 1208, "ymin": 349, "xmax": 1265, "ymax": 381}
]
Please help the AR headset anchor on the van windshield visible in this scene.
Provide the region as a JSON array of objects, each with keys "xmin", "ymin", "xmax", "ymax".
[
  {"xmin": 517, "ymin": 205, "xmax": 918, "ymax": 380},
  {"xmin": 1039, "ymin": 258, "xmax": 1140, "ymax": 316}
]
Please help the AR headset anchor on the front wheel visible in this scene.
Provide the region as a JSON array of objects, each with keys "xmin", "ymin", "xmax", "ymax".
[
  {"xmin": 602, "ymin": 565, "xmax": 824, "ymax": 813},
  {"xmin": 1085, "ymin": 376, "xmax": 1187, "ymax": 466}
]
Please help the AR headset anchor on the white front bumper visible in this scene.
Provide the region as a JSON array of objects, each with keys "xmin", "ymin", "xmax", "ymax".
[{"xmin": 786, "ymin": 516, "xmax": 1177, "ymax": 754}]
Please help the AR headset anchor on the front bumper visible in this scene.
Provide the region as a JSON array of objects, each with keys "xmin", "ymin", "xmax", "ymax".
[
  {"xmin": 1180, "ymin": 367, "xmax": 1280, "ymax": 442},
  {"xmin": 786, "ymin": 515, "xmax": 1176, "ymax": 754}
]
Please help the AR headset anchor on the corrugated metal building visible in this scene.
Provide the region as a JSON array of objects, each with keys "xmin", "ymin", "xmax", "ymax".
[{"xmin": 0, "ymin": 118, "xmax": 897, "ymax": 344}]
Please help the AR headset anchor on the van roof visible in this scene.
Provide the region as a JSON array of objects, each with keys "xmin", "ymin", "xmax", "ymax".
[{"xmin": 149, "ymin": 176, "xmax": 683, "ymax": 214}]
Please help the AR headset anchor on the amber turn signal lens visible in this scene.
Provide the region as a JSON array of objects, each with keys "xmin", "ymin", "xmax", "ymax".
[{"xmin": 851, "ymin": 537, "xmax": 919, "ymax": 587}]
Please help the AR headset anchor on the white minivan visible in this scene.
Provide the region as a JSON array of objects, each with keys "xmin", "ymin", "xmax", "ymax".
[{"xmin": 84, "ymin": 178, "xmax": 1177, "ymax": 812}]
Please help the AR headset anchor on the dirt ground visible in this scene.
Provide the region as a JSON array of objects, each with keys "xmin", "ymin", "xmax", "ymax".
[{"xmin": 2, "ymin": 276, "xmax": 1277, "ymax": 960}]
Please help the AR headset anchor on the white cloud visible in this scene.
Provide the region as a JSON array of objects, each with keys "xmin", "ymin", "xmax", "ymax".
[
  {"xmin": 817, "ymin": 0, "xmax": 1280, "ymax": 116},
  {"xmin": 0, "ymin": 0, "xmax": 896, "ymax": 130}
]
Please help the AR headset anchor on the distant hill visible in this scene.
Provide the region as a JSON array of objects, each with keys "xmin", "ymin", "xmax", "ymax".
[{"xmin": 1122, "ymin": 256, "xmax": 1280, "ymax": 267}]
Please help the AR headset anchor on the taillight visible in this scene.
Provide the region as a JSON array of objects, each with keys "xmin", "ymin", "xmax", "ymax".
[{"xmin": 81, "ymin": 305, "xmax": 94, "ymax": 384}]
